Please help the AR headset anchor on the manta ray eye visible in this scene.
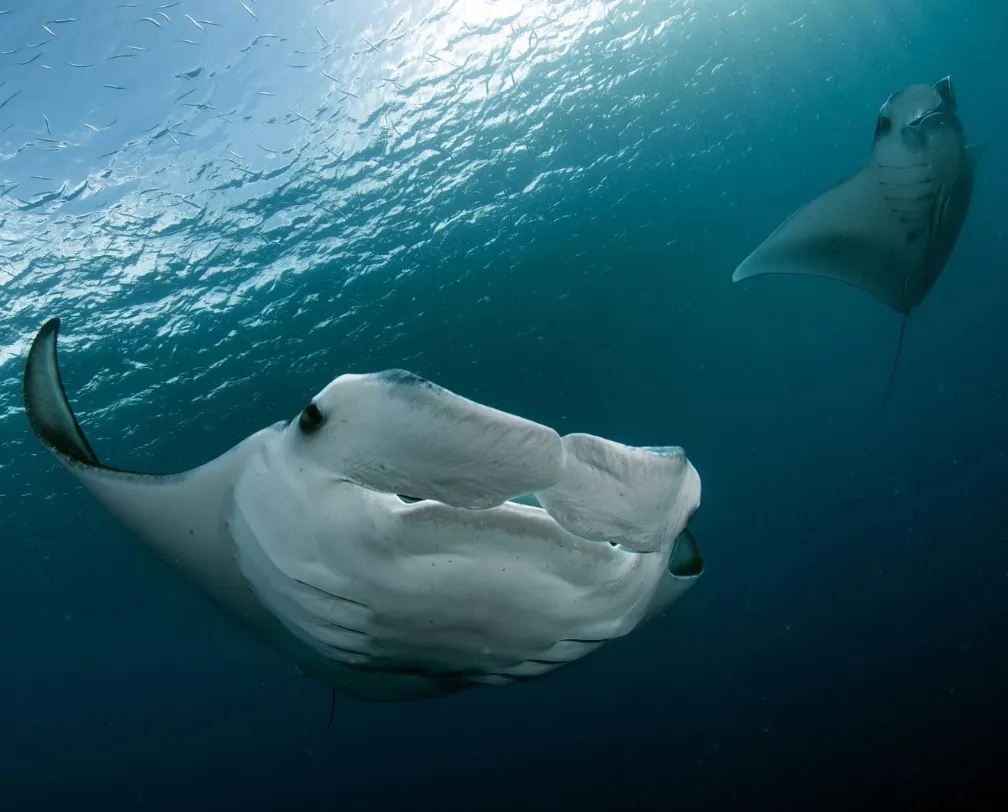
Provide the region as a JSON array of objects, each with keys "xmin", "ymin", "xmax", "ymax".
[
  {"xmin": 875, "ymin": 114, "xmax": 892, "ymax": 138},
  {"xmin": 298, "ymin": 403, "xmax": 325, "ymax": 435}
]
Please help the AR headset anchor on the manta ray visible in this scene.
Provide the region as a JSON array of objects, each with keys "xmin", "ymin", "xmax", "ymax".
[
  {"xmin": 732, "ymin": 75, "xmax": 987, "ymax": 401},
  {"xmin": 23, "ymin": 318, "xmax": 704, "ymax": 704}
]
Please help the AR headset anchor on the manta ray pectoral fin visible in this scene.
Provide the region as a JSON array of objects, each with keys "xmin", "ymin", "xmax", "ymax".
[
  {"xmin": 23, "ymin": 318, "xmax": 275, "ymax": 604},
  {"xmin": 966, "ymin": 141, "xmax": 989, "ymax": 172},
  {"xmin": 23, "ymin": 318, "xmax": 101, "ymax": 468},
  {"xmin": 533, "ymin": 435, "xmax": 701, "ymax": 553},
  {"xmin": 731, "ymin": 166, "xmax": 917, "ymax": 312},
  {"xmin": 303, "ymin": 370, "xmax": 566, "ymax": 510}
]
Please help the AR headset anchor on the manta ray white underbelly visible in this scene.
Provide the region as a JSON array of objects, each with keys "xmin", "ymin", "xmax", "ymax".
[{"xmin": 23, "ymin": 318, "xmax": 704, "ymax": 703}]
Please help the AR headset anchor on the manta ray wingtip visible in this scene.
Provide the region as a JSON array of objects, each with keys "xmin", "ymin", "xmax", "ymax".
[
  {"xmin": 731, "ymin": 260, "xmax": 761, "ymax": 284},
  {"xmin": 28, "ymin": 319, "xmax": 63, "ymax": 366},
  {"xmin": 33, "ymin": 316, "xmax": 61, "ymax": 342}
]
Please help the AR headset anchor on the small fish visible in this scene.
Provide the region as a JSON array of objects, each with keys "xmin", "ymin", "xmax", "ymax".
[
  {"xmin": 43, "ymin": 114, "xmax": 51, "ymax": 135},
  {"xmin": 185, "ymin": 14, "xmax": 204, "ymax": 31},
  {"xmin": 138, "ymin": 16, "xmax": 162, "ymax": 28},
  {"xmin": 239, "ymin": 1, "xmax": 257, "ymax": 20},
  {"xmin": 174, "ymin": 194, "xmax": 202, "ymax": 210},
  {"xmin": 0, "ymin": 89, "xmax": 22, "ymax": 111}
]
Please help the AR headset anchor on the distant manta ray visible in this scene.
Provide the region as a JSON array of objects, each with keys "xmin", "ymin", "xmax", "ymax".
[{"xmin": 732, "ymin": 75, "xmax": 987, "ymax": 404}]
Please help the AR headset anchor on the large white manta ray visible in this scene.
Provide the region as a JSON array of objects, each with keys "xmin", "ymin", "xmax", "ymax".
[{"xmin": 23, "ymin": 318, "xmax": 704, "ymax": 703}]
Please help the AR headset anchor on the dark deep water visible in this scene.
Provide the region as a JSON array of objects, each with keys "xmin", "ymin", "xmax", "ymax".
[{"xmin": 1, "ymin": 1, "xmax": 1006, "ymax": 810}]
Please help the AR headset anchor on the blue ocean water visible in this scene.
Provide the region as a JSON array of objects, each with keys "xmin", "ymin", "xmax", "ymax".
[{"xmin": 1, "ymin": 0, "xmax": 1006, "ymax": 809}]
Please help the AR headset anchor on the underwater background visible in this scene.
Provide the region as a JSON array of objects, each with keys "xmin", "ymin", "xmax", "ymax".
[{"xmin": 1, "ymin": 0, "xmax": 1006, "ymax": 809}]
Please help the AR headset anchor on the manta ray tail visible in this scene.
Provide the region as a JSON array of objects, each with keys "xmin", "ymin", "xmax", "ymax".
[
  {"xmin": 326, "ymin": 688, "xmax": 336, "ymax": 731},
  {"xmin": 879, "ymin": 313, "xmax": 909, "ymax": 409}
]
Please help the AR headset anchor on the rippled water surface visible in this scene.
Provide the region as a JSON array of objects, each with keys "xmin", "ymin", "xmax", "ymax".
[{"xmin": 2, "ymin": 1, "xmax": 1007, "ymax": 810}]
